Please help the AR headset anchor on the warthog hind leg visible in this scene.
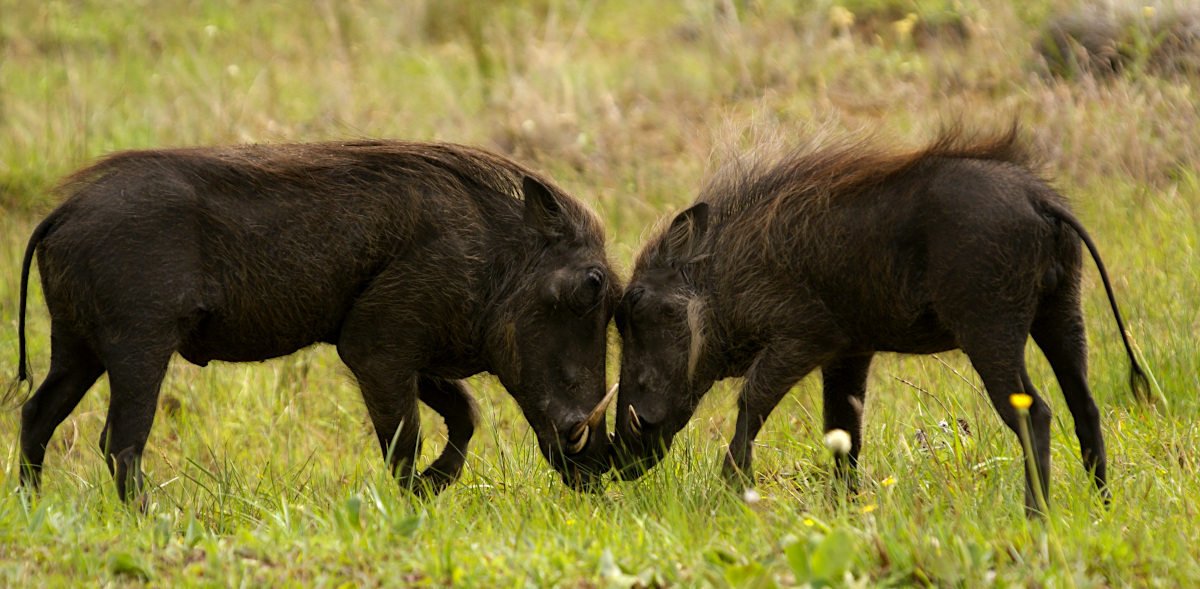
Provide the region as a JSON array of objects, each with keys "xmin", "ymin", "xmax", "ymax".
[
  {"xmin": 97, "ymin": 333, "xmax": 175, "ymax": 511},
  {"xmin": 19, "ymin": 321, "xmax": 106, "ymax": 491},
  {"xmin": 961, "ymin": 329, "xmax": 1052, "ymax": 517},
  {"xmin": 820, "ymin": 354, "xmax": 873, "ymax": 491},
  {"xmin": 1031, "ymin": 288, "xmax": 1109, "ymax": 502}
]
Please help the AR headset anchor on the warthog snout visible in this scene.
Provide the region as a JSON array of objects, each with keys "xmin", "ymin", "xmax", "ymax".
[{"xmin": 565, "ymin": 383, "xmax": 618, "ymax": 455}]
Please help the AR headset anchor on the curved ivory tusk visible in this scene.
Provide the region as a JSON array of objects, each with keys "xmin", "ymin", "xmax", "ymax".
[
  {"xmin": 567, "ymin": 425, "xmax": 589, "ymax": 454},
  {"xmin": 567, "ymin": 383, "xmax": 618, "ymax": 453},
  {"xmin": 628, "ymin": 405, "xmax": 643, "ymax": 437},
  {"xmin": 580, "ymin": 383, "xmax": 620, "ymax": 432}
]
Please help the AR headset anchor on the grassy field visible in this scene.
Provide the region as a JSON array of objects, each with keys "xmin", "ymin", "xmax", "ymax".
[{"xmin": 2, "ymin": 0, "xmax": 1198, "ymax": 585}]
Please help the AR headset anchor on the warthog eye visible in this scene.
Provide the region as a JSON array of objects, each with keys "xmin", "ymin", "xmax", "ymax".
[
  {"xmin": 626, "ymin": 288, "xmax": 644, "ymax": 307},
  {"xmin": 566, "ymin": 267, "xmax": 606, "ymax": 313},
  {"xmin": 583, "ymin": 267, "xmax": 605, "ymax": 292}
]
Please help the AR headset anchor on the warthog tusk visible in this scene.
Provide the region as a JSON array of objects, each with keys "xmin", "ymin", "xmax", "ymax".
[
  {"xmin": 571, "ymin": 382, "xmax": 618, "ymax": 437},
  {"xmin": 567, "ymin": 382, "xmax": 618, "ymax": 455},
  {"xmin": 567, "ymin": 425, "xmax": 589, "ymax": 454},
  {"xmin": 628, "ymin": 405, "xmax": 643, "ymax": 437}
]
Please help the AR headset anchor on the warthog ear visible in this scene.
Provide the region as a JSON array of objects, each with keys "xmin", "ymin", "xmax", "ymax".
[
  {"xmin": 663, "ymin": 202, "xmax": 709, "ymax": 268},
  {"xmin": 523, "ymin": 176, "xmax": 567, "ymax": 239}
]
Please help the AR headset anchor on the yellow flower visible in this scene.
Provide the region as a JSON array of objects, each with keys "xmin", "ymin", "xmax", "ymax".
[
  {"xmin": 803, "ymin": 518, "xmax": 815, "ymax": 527},
  {"xmin": 830, "ymin": 6, "xmax": 855, "ymax": 30},
  {"xmin": 862, "ymin": 504, "xmax": 877, "ymax": 514},
  {"xmin": 881, "ymin": 477, "xmax": 896, "ymax": 487},
  {"xmin": 892, "ymin": 13, "xmax": 918, "ymax": 43},
  {"xmin": 1144, "ymin": 6, "xmax": 1156, "ymax": 19},
  {"xmin": 1009, "ymin": 393, "xmax": 1033, "ymax": 410}
]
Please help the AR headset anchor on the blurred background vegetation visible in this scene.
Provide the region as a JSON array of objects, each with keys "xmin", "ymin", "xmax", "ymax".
[
  {"xmin": 1, "ymin": 0, "xmax": 1198, "ymax": 586},
  {"xmin": 4, "ymin": 1, "xmax": 1197, "ymax": 231}
]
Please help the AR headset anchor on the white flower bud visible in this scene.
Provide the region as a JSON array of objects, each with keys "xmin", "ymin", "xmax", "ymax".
[{"xmin": 824, "ymin": 428, "xmax": 852, "ymax": 455}]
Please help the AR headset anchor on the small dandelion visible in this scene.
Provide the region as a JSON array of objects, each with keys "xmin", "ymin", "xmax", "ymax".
[
  {"xmin": 862, "ymin": 504, "xmax": 877, "ymax": 514},
  {"xmin": 226, "ymin": 64, "xmax": 240, "ymax": 77},
  {"xmin": 803, "ymin": 518, "xmax": 815, "ymax": 527},
  {"xmin": 1143, "ymin": 6, "xmax": 1156, "ymax": 19},
  {"xmin": 892, "ymin": 13, "xmax": 918, "ymax": 43},
  {"xmin": 1009, "ymin": 392, "xmax": 1047, "ymax": 513},
  {"xmin": 1009, "ymin": 393, "xmax": 1033, "ymax": 410},
  {"xmin": 824, "ymin": 429, "xmax": 852, "ymax": 455},
  {"xmin": 742, "ymin": 488, "xmax": 761, "ymax": 505},
  {"xmin": 830, "ymin": 6, "xmax": 855, "ymax": 30},
  {"xmin": 881, "ymin": 477, "xmax": 896, "ymax": 487},
  {"xmin": 204, "ymin": 25, "xmax": 218, "ymax": 38}
]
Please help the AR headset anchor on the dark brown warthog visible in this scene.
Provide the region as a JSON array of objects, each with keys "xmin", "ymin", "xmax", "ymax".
[
  {"xmin": 11, "ymin": 140, "xmax": 622, "ymax": 503},
  {"xmin": 610, "ymin": 128, "xmax": 1148, "ymax": 513}
]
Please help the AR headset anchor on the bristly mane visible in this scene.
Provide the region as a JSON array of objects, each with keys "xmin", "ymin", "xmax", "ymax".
[
  {"xmin": 54, "ymin": 140, "xmax": 604, "ymax": 242},
  {"xmin": 696, "ymin": 125, "xmax": 1034, "ymax": 229}
]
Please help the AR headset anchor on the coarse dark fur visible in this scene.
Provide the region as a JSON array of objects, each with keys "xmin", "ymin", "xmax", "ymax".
[
  {"xmin": 611, "ymin": 127, "xmax": 1148, "ymax": 515},
  {"xmin": 11, "ymin": 140, "xmax": 622, "ymax": 503}
]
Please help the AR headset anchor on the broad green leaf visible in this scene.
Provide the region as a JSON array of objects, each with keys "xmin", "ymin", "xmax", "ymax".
[
  {"xmin": 785, "ymin": 539, "xmax": 813, "ymax": 582},
  {"xmin": 811, "ymin": 528, "xmax": 855, "ymax": 582},
  {"xmin": 108, "ymin": 552, "xmax": 152, "ymax": 581},
  {"xmin": 393, "ymin": 514, "xmax": 423, "ymax": 537},
  {"xmin": 345, "ymin": 494, "xmax": 362, "ymax": 529},
  {"xmin": 724, "ymin": 561, "xmax": 777, "ymax": 589}
]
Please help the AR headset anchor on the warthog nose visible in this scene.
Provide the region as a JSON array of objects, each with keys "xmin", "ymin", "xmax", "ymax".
[{"xmin": 562, "ymin": 363, "xmax": 579, "ymax": 383}]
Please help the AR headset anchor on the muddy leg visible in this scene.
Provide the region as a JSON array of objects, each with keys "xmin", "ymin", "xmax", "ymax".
[
  {"xmin": 722, "ymin": 343, "xmax": 824, "ymax": 489},
  {"xmin": 1032, "ymin": 298, "xmax": 1109, "ymax": 502},
  {"xmin": 821, "ymin": 354, "xmax": 872, "ymax": 489},
  {"xmin": 19, "ymin": 322, "xmax": 105, "ymax": 491},
  {"xmin": 416, "ymin": 376, "xmax": 479, "ymax": 494}
]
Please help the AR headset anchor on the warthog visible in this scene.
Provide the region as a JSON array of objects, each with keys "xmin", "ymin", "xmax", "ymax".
[
  {"xmin": 12, "ymin": 140, "xmax": 622, "ymax": 503},
  {"xmin": 610, "ymin": 128, "xmax": 1147, "ymax": 513}
]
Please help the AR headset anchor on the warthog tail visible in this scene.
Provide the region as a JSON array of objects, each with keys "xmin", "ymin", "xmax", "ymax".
[
  {"xmin": 1047, "ymin": 204, "xmax": 1152, "ymax": 404},
  {"xmin": 4, "ymin": 210, "xmax": 62, "ymax": 409}
]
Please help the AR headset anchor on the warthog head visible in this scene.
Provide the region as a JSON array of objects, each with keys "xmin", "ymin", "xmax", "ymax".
[
  {"xmin": 486, "ymin": 177, "xmax": 623, "ymax": 489},
  {"xmin": 610, "ymin": 203, "xmax": 714, "ymax": 480}
]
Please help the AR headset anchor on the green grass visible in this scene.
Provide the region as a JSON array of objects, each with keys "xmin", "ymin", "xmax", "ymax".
[{"xmin": 2, "ymin": 0, "xmax": 1199, "ymax": 585}]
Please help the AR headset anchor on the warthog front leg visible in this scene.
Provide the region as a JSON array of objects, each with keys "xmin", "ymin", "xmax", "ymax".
[
  {"xmin": 337, "ymin": 336, "xmax": 423, "ymax": 492},
  {"xmin": 415, "ymin": 376, "xmax": 479, "ymax": 495},
  {"xmin": 337, "ymin": 300, "xmax": 434, "ymax": 493},
  {"xmin": 722, "ymin": 342, "xmax": 828, "ymax": 489},
  {"xmin": 361, "ymin": 374, "xmax": 422, "ymax": 491}
]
